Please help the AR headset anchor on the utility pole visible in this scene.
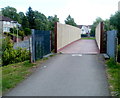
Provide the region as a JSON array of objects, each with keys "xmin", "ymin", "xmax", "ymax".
[{"xmin": 17, "ymin": 22, "xmax": 19, "ymax": 46}]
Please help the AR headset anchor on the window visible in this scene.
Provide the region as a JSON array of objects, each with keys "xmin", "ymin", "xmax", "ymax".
[
  {"xmin": 3, "ymin": 21, "xmax": 6, "ymax": 25},
  {"xmin": 7, "ymin": 22, "xmax": 10, "ymax": 25}
]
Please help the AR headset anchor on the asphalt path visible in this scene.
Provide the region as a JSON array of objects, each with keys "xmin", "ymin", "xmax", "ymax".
[{"xmin": 5, "ymin": 54, "xmax": 110, "ymax": 96}]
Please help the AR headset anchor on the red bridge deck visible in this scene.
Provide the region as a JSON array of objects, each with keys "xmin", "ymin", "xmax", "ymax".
[{"xmin": 59, "ymin": 39, "xmax": 99, "ymax": 54}]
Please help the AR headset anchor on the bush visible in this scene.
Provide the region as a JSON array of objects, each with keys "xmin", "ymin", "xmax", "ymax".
[
  {"xmin": 24, "ymin": 28, "xmax": 31, "ymax": 36},
  {"xmin": 90, "ymin": 33, "xmax": 95, "ymax": 37},
  {"xmin": 18, "ymin": 30, "xmax": 25, "ymax": 40},
  {"xmin": 10, "ymin": 28, "xmax": 13, "ymax": 33},
  {"xmin": 81, "ymin": 34, "xmax": 88, "ymax": 37},
  {"xmin": 2, "ymin": 37, "xmax": 30, "ymax": 66},
  {"xmin": 106, "ymin": 58, "xmax": 119, "ymax": 68},
  {"xmin": 117, "ymin": 44, "xmax": 120, "ymax": 62},
  {"xmin": 4, "ymin": 32, "xmax": 9, "ymax": 36}
]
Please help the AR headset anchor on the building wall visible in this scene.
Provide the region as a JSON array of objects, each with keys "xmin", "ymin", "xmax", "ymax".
[
  {"xmin": 81, "ymin": 26, "xmax": 90, "ymax": 34},
  {"xmin": 95, "ymin": 23, "xmax": 101, "ymax": 50},
  {"xmin": 56, "ymin": 22, "xmax": 81, "ymax": 51},
  {"xmin": 0, "ymin": 21, "xmax": 3, "ymax": 34},
  {"xmin": 3, "ymin": 21, "xmax": 17, "ymax": 32}
]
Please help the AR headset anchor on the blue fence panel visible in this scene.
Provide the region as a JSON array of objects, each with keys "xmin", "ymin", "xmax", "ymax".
[
  {"xmin": 31, "ymin": 29, "xmax": 51, "ymax": 62},
  {"xmin": 107, "ymin": 30, "xmax": 117, "ymax": 58}
]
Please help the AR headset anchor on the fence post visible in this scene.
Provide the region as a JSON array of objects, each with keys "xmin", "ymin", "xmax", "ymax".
[
  {"xmin": 29, "ymin": 37, "xmax": 32, "ymax": 63},
  {"xmin": 54, "ymin": 22, "xmax": 57, "ymax": 53},
  {"xmin": 115, "ymin": 31, "xmax": 118, "ymax": 62},
  {"xmin": 50, "ymin": 31, "xmax": 52, "ymax": 52},
  {"xmin": 31, "ymin": 29, "xmax": 35, "ymax": 62}
]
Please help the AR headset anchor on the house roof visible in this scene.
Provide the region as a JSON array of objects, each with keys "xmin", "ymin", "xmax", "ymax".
[
  {"xmin": 77, "ymin": 25, "xmax": 83, "ymax": 29},
  {"xmin": 77, "ymin": 25, "xmax": 92, "ymax": 29},
  {"xmin": 0, "ymin": 16, "xmax": 13, "ymax": 22}
]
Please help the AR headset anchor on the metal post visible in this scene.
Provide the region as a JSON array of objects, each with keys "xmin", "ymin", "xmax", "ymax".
[
  {"xmin": 54, "ymin": 22, "xmax": 57, "ymax": 53},
  {"xmin": 17, "ymin": 24, "xmax": 18, "ymax": 46},
  {"xmin": 13, "ymin": 27, "xmax": 14, "ymax": 41},
  {"xmin": 31, "ymin": 29, "xmax": 35, "ymax": 62}
]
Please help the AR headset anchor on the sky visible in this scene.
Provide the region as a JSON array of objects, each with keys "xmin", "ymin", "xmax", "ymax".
[{"xmin": 1, "ymin": 0, "xmax": 120, "ymax": 25}]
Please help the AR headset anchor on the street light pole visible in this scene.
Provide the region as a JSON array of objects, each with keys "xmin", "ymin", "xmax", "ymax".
[{"xmin": 17, "ymin": 23, "xmax": 19, "ymax": 46}]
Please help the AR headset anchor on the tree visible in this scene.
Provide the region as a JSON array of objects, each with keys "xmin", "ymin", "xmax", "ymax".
[
  {"xmin": 18, "ymin": 30, "xmax": 25, "ymax": 40},
  {"xmin": 19, "ymin": 12, "xmax": 25, "ymax": 19},
  {"xmin": 48, "ymin": 15, "xmax": 59, "ymax": 31},
  {"xmin": 65, "ymin": 15, "xmax": 77, "ymax": 27},
  {"xmin": 34, "ymin": 11, "xmax": 49, "ymax": 30},
  {"xmin": 110, "ymin": 11, "xmax": 120, "ymax": 44},
  {"xmin": 24, "ymin": 28, "xmax": 31, "ymax": 36},
  {"xmin": 19, "ymin": 12, "xmax": 25, "ymax": 24},
  {"xmin": 22, "ymin": 16, "xmax": 29, "ymax": 29},
  {"xmin": 103, "ymin": 19, "xmax": 114, "ymax": 32},
  {"xmin": 2, "ymin": 6, "xmax": 20, "ymax": 23},
  {"xmin": 48, "ymin": 15, "xmax": 59, "ymax": 50},
  {"xmin": 26, "ymin": 7, "xmax": 35, "ymax": 29},
  {"xmin": 90, "ymin": 17, "xmax": 103, "ymax": 36}
]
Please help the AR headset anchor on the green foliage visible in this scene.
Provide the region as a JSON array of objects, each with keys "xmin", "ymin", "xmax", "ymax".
[
  {"xmin": 24, "ymin": 28, "xmax": 31, "ymax": 36},
  {"xmin": 10, "ymin": 28, "xmax": 13, "ymax": 33},
  {"xmin": 106, "ymin": 58, "xmax": 118, "ymax": 68},
  {"xmin": 2, "ymin": 37, "xmax": 13, "ymax": 52},
  {"xmin": 18, "ymin": 30, "xmax": 25, "ymax": 40},
  {"xmin": 110, "ymin": 11, "xmax": 120, "ymax": 44},
  {"xmin": 19, "ymin": 12, "xmax": 25, "ymax": 18},
  {"xmin": 48, "ymin": 15, "xmax": 59, "ymax": 50},
  {"xmin": 2, "ymin": 61, "xmax": 35, "ymax": 93},
  {"xmin": 2, "ymin": 6, "xmax": 21, "ymax": 23},
  {"xmin": 65, "ymin": 15, "xmax": 77, "ymax": 27},
  {"xmin": 2, "ymin": 37, "xmax": 29, "ymax": 66},
  {"xmin": 90, "ymin": 17, "xmax": 103, "ymax": 36},
  {"xmin": 48, "ymin": 15, "xmax": 59, "ymax": 31},
  {"xmin": 11, "ymin": 27, "xmax": 17, "ymax": 34},
  {"xmin": 106, "ymin": 58, "xmax": 120, "ymax": 96},
  {"xmin": 103, "ymin": 19, "xmax": 114, "ymax": 32},
  {"xmin": 81, "ymin": 34, "xmax": 88, "ymax": 37},
  {"xmin": 81, "ymin": 37, "xmax": 95, "ymax": 40},
  {"xmin": 34, "ymin": 11, "xmax": 49, "ymax": 30},
  {"xmin": 22, "ymin": 16, "xmax": 29, "ymax": 29},
  {"xmin": 26, "ymin": 7, "xmax": 35, "ymax": 29}
]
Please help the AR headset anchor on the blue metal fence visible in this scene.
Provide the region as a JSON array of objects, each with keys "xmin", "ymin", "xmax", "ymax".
[
  {"xmin": 107, "ymin": 30, "xmax": 117, "ymax": 58},
  {"xmin": 31, "ymin": 29, "xmax": 51, "ymax": 62}
]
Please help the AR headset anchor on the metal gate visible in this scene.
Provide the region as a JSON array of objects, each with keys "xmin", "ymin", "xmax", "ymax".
[
  {"xmin": 31, "ymin": 29, "xmax": 51, "ymax": 62},
  {"xmin": 107, "ymin": 30, "xmax": 117, "ymax": 58}
]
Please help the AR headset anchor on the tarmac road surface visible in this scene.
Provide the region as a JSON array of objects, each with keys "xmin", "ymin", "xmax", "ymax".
[{"xmin": 5, "ymin": 54, "xmax": 110, "ymax": 96}]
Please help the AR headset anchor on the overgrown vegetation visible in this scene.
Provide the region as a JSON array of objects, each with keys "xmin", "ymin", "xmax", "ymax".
[
  {"xmin": 106, "ymin": 58, "xmax": 120, "ymax": 96},
  {"xmin": 2, "ymin": 37, "xmax": 29, "ymax": 66}
]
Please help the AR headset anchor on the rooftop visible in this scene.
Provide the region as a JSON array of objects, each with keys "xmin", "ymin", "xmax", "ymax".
[
  {"xmin": 0, "ymin": 16, "xmax": 13, "ymax": 22},
  {"xmin": 77, "ymin": 25, "xmax": 92, "ymax": 29}
]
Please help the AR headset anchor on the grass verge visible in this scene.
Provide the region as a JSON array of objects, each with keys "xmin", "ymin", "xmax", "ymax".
[
  {"xmin": 81, "ymin": 37, "xmax": 95, "ymax": 40},
  {"xmin": 1, "ymin": 54, "xmax": 55, "ymax": 95},
  {"xmin": 106, "ymin": 58, "xmax": 120, "ymax": 96}
]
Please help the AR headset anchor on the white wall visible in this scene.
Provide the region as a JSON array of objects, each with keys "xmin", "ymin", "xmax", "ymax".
[{"xmin": 57, "ymin": 22, "xmax": 81, "ymax": 51}]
